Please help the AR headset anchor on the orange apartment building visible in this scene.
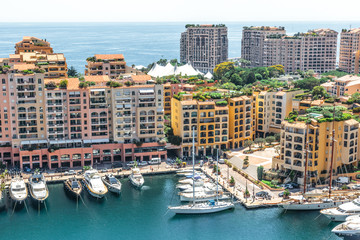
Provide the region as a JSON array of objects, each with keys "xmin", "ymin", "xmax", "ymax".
[
  {"xmin": 85, "ymin": 54, "xmax": 126, "ymax": 79},
  {"xmin": 15, "ymin": 36, "xmax": 53, "ymax": 54}
]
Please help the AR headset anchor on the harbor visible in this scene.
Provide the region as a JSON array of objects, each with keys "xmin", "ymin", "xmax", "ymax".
[{"xmin": 0, "ymin": 173, "xmax": 343, "ymax": 240}]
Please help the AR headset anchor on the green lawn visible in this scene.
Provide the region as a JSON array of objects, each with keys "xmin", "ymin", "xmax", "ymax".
[{"xmin": 261, "ymin": 180, "xmax": 280, "ymax": 189}]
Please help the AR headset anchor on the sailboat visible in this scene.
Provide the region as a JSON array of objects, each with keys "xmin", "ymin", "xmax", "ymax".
[
  {"xmin": 278, "ymin": 107, "xmax": 350, "ymax": 211},
  {"xmin": 168, "ymin": 126, "xmax": 234, "ymax": 214}
]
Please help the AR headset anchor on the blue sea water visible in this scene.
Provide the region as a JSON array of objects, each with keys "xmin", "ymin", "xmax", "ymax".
[
  {"xmin": 1, "ymin": 22, "xmax": 360, "ymax": 73},
  {"xmin": 0, "ymin": 175, "xmax": 341, "ymax": 240}
]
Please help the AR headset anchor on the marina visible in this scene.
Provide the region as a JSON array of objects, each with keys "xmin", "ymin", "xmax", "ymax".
[{"xmin": 0, "ymin": 173, "xmax": 344, "ymax": 240}]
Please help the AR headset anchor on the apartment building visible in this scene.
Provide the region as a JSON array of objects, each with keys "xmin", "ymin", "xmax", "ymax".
[
  {"xmin": 242, "ymin": 27, "xmax": 338, "ymax": 73},
  {"xmin": 15, "ymin": 36, "xmax": 53, "ymax": 54},
  {"xmin": 180, "ymin": 24, "xmax": 228, "ymax": 73},
  {"xmin": 171, "ymin": 93, "xmax": 255, "ymax": 157},
  {"xmin": 322, "ymin": 75, "xmax": 360, "ymax": 97},
  {"xmin": 254, "ymin": 89, "xmax": 304, "ymax": 137},
  {"xmin": 0, "ymin": 62, "xmax": 166, "ymax": 169},
  {"xmin": 274, "ymin": 117, "xmax": 360, "ymax": 185},
  {"xmin": 85, "ymin": 54, "xmax": 126, "ymax": 79},
  {"xmin": 241, "ymin": 26, "xmax": 286, "ymax": 68},
  {"xmin": 339, "ymin": 28, "xmax": 360, "ymax": 74}
]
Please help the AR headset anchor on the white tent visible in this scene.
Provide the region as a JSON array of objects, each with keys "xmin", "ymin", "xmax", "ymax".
[
  {"xmin": 148, "ymin": 62, "xmax": 204, "ymax": 78},
  {"xmin": 204, "ymin": 71, "xmax": 213, "ymax": 79}
]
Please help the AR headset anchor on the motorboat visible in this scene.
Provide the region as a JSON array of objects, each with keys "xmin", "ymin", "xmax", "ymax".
[
  {"xmin": 178, "ymin": 177, "xmax": 205, "ymax": 186},
  {"xmin": 321, "ymin": 198, "xmax": 360, "ymax": 222},
  {"xmin": 28, "ymin": 172, "xmax": 49, "ymax": 203},
  {"xmin": 332, "ymin": 219, "xmax": 360, "ymax": 239},
  {"xmin": 83, "ymin": 169, "xmax": 108, "ymax": 198},
  {"xmin": 169, "ymin": 200, "xmax": 234, "ymax": 214},
  {"xmin": 102, "ymin": 174, "xmax": 121, "ymax": 194},
  {"xmin": 179, "ymin": 191, "xmax": 230, "ymax": 202},
  {"xmin": 278, "ymin": 195, "xmax": 349, "ymax": 211},
  {"xmin": 129, "ymin": 168, "xmax": 144, "ymax": 188},
  {"xmin": 9, "ymin": 176, "xmax": 28, "ymax": 204},
  {"xmin": 64, "ymin": 177, "xmax": 82, "ymax": 198}
]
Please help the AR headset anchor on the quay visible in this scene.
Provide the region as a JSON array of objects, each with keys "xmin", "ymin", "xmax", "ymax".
[{"xmin": 201, "ymin": 164, "xmax": 283, "ymax": 209}]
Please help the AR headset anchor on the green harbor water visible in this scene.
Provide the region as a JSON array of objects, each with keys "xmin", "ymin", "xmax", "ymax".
[{"xmin": 0, "ymin": 174, "xmax": 340, "ymax": 240}]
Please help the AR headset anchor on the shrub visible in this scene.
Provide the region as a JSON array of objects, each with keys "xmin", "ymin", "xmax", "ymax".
[{"xmin": 59, "ymin": 79, "xmax": 68, "ymax": 88}]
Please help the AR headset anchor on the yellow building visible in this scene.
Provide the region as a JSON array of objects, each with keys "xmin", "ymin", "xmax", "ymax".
[
  {"xmin": 171, "ymin": 93, "xmax": 255, "ymax": 157},
  {"xmin": 163, "ymin": 82, "xmax": 172, "ymax": 115},
  {"xmin": 274, "ymin": 115, "xmax": 360, "ymax": 186},
  {"xmin": 228, "ymin": 95, "xmax": 256, "ymax": 149}
]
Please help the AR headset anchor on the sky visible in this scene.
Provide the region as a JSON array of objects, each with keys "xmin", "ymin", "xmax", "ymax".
[{"xmin": 1, "ymin": 0, "xmax": 359, "ymax": 22}]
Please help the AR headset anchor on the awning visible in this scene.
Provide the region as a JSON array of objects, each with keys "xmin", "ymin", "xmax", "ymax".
[
  {"xmin": 90, "ymin": 89, "xmax": 105, "ymax": 92},
  {"xmin": 139, "ymin": 89, "xmax": 154, "ymax": 94},
  {"xmin": 83, "ymin": 139, "xmax": 109, "ymax": 144}
]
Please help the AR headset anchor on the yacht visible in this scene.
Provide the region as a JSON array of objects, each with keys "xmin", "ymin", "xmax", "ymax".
[
  {"xmin": 83, "ymin": 169, "xmax": 108, "ymax": 198},
  {"xmin": 28, "ymin": 172, "xmax": 49, "ymax": 203},
  {"xmin": 129, "ymin": 168, "xmax": 144, "ymax": 188},
  {"xmin": 178, "ymin": 177, "xmax": 205, "ymax": 186},
  {"xmin": 321, "ymin": 198, "xmax": 360, "ymax": 222},
  {"xmin": 102, "ymin": 174, "xmax": 121, "ymax": 194},
  {"xmin": 9, "ymin": 176, "xmax": 28, "ymax": 204},
  {"xmin": 278, "ymin": 195, "xmax": 349, "ymax": 211},
  {"xmin": 332, "ymin": 219, "xmax": 360, "ymax": 239},
  {"xmin": 168, "ymin": 127, "xmax": 234, "ymax": 214},
  {"xmin": 64, "ymin": 177, "xmax": 82, "ymax": 198},
  {"xmin": 179, "ymin": 191, "xmax": 230, "ymax": 202},
  {"xmin": 169, "ymin": 199, "xmax": 234, "ymax": 214}
]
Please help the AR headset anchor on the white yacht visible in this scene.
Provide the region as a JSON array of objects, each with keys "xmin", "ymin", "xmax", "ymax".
[
  {"xmin": 83, "ymin": 169, "xmax": 108, "ymax": 198},
  {"xmin": 278, "ymin": 195, "xmax": 349, "ymax": 211},
  {"xmin": 332, "ymin": 219, "xmax": 360, "ymax": 239},
  {"xmin": 168, "ymin": 127, "xmax": 234, "ymax": 214},
  {"xmin": 129, "ymin": 168, "xmax": 144, "ymax": 188},
  {"xmin": 321, "ymin": 198, "xmax": 360, "ymax": 222},
  {"xmin": 169, "ymin": 200, "xmax": 234, "ymax": 214},
  {"xmin": 178, "ymin": 177, "xmax": 205, "ymax": 186},
  {"xmin": 28, "ymin": 172, "xmax": 49, "ymax": 203},
  {"xmin": 9, "ymin": 177, "xmax": 28, "ymax": 204},
  {"xmin": 179, "ymin": 191, "xmax": 230, "ymax": 202},
  {"xmin": 102, "ymin": 174, "xmax": 121, "ymax": 194}
]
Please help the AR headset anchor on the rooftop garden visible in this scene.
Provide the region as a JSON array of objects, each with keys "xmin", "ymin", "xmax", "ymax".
[
  {"xmin": 185, "ymin": 24, "xmax": 226, "ymax": 28},
  {"xmin": 286, "ymin": 106, "xmax": 354, "ymax": 123}
]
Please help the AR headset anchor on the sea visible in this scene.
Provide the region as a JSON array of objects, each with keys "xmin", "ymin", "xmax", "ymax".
[
  {"xmin": 1, "ymin": 22, "xmax": 360, "ymax": 73},
  {"xmin": 0, "ymin": 174, "xmax": 341, "ymax": 240}
]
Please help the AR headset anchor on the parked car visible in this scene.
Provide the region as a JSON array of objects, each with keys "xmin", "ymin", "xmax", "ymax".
[
  {"xmin": 218, "ymin": 158, "xmax": 225, "ymax": 164},
  {"xmin": 336, "ymin": 177, "xmax": 350, "ymax": 184},
  {"xmin": 278, "ymin": 191, "xmax": 291, "ymax": 198},
  {"xmin": 126, "ymin": 161, "xmax": 135, "ymax": 167},
  {"xmin": 23, "ymin": 167, "xmax": 32, "ymax": 173},
  {"xmin": 138, "ymin": 161, "xmax": 148, "ymax": 166},
  {"xmin": 256, "ymin": 191, "xmax": 270, "ymax": 198},
  {"xmin": 100, "ymin": 168, "xmax": 108, "ymax": 173},
  {"xmin": 352, "ymin": 184, "xmax": 360, "ymax": 190},
  {"xmin": 112, "ymin": 162, "xmax": 123, "ymax": 168},
  {"xmin": 64, "ymin": 170, "xmax": 76, "ymax": 175},
  {"xmin": 289, "ymin": 182, "xmax": 299, "ymax": 188}
]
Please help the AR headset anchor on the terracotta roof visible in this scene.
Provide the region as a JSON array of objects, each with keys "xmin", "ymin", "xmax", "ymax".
[
  {"xmin": 95, "ymin": 54, "xmax": 124, "ymax": 60},
  {"xmin": 45, "ymin": 78, "xmax": 80, "ymax": 91},
  {"xmin": 12, "ymin": 63, "xmax": 36, "ymax": 71},
  {"xmin": 130, "ymin": 75, "xmax": 152, "ymax": 82},
  {"xmin": 84, "ymin": 75, "xmax": 110, "ymax": 83}
]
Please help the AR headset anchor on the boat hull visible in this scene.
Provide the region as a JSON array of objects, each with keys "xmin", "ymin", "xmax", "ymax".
[
  {"xmin": 82, "ymin": 181, "xmax": 106, "ymax": 199},
  {"xmin": 321, "ymin": 211, "xmax": 351, "ymax": 222},
  {"xmin": 64, "ymin": 181, "xmax": 82, "ymax": 198},
  {"xmin": 129, "ymin": 176, "xmax": 144, "ymax": 188},
  {"xmin": 28, "ymin": 186, "xmax": 49, "ymax": 203},
  {"xmin": 102, "ymin": 177, "xmax": 121, "ymax": 194},
  {"xmin": 180, "ymin": 194, "xmax": 230, "ymax": 202},
  {"xmin": 278, "ymin": 200, "xmax": 347, "ymax": 211},
  {"xmin": 169, "ymin": 203, "xmax": 234, "ymax": 214}
]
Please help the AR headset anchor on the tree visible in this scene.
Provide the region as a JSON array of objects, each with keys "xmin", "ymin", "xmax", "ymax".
[
  {"xmin": 214, "ymin": 62, "xmax": 235, "ymax": 79},
  {"xmin": 274, "ymin": 133, "xmax": 281, "ymax": 142},
  {"xmin": 293, "ymin": 77, "xmax": 320, "ymax": 90},
  {"xmin": 244, "ymin": 140, "xmax": 254, "ymax": 151},
  {"xmin": 254, "ymin": 138, "xmax": 265, "ymax": 148},
  {"xmin": 243, "ymin": 156, "xmax": 249, "ymax": 167},
  {"xmin": 67, "ymin": 66, "xmax": 78, "ymax": 77},
  {"xmin": 257, "ymin": 165, "xmax": 264, "ymax": 180},
  {"xmin": 265, "ymin": 136, "xmax": 276, "ymax": 145},
  {"xmin": 59, "ymin": 79, "xmax": 68, "ymax": 89},
  {"xmin": 312, "ymin": 86, "xmax": 327, "ymax": 99}
]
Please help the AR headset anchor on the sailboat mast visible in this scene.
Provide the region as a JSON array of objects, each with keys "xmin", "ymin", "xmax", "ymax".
[
  {"xmin": 216, "ymin": 148, "xmax": 219, "ymax": 202},
  {"xmin": 328, "ymin": 104, "xmax": 336, "ymax": 198},
  {"xmin": 192, "ymin": 126, "xmax": 195, "ymax": 206},
  {"xmin": 303, "ymin": 123, "xmax": 309, "ymax": 195}
]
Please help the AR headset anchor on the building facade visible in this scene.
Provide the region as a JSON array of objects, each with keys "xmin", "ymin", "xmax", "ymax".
[
  {"xmin": 15, "ymin": 36, "xmax": 53, "ymax": 54},
  {"xmin": 171, "ymin": 93, "xmax": 255, "ymax": 157},
  {"xmin": 254, "ymin": 89, "xmax": 304, "ymax": 137},
  {"xmin": 85, "ymin": 54, "xmax": 126, "ymax": 79},
  {"xmin": 274, "ymin": 118, "xmax": 360, "ymax": 185},
  {"xmin": 0, "ymin": 64, "xmax": 166, "ymax": 169},
  {"xmin": 339, "ymin": 28, "xmax": 360, "ymax": 74},
  {"xmin": 242, "ymin": 27, "xmax": 338, "ymax": 73},
  {"xmin": 180, "ymin": 24, "xmax": 228, "ymax": 73}
]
